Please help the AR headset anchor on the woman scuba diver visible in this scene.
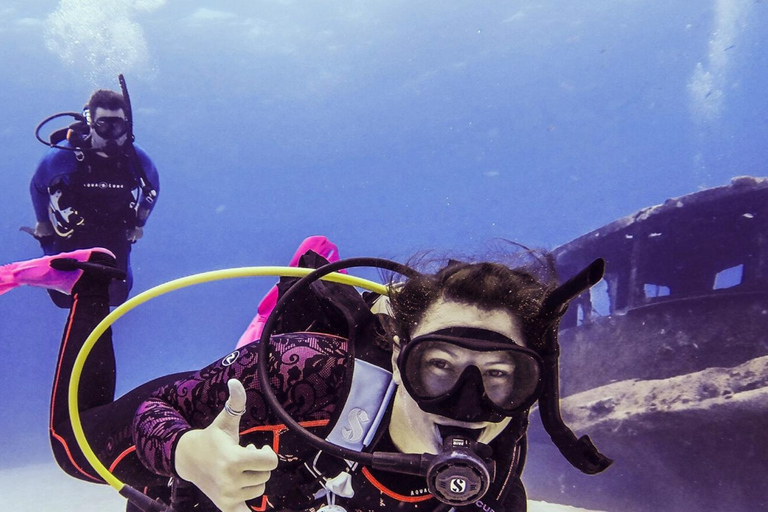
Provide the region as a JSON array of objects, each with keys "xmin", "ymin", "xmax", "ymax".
[{"xmin": 0, "ymin": 241, "xmax": 610, "ymax": 512}]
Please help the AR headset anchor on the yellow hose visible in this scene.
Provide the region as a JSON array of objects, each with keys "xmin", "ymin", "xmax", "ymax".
[{"xmin": 67, "ymin": 266, "xmax": 388, "ymax": 491}]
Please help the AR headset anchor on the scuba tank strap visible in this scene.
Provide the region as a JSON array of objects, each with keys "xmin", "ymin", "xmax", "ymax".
[{"xmin": 300, "ymin": 359, "xmax": 395, "ymax": 504}]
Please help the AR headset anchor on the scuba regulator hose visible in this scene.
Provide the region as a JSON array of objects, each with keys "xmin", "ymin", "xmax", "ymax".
[{"xmin": 67, "ymin": 266, "xmax": 388, "ymax": 512}]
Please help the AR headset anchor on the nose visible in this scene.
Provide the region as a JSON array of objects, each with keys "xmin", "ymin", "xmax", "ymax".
[{"xmin": 442, "ymin": 366, "xmax": 487, "ymax": 422}]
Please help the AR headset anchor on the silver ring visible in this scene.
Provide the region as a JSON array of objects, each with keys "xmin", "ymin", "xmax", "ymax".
[{"xmin": 224, "ymin": 401, "xmax": 246, "ymax": 417}]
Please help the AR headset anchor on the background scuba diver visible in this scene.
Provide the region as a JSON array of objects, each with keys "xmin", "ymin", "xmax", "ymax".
[
  {"xmin": 1, "ymin": 244, "xmax": 609, "ymax": 512},
  {"xmin": 28, "ymin": 85, "xmax": 159, "ymax": 308}
]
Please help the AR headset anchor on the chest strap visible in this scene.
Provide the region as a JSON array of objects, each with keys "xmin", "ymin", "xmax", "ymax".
[{"xmin": 325, "ymin": 358, "xmax": 395, "ymax": 451}]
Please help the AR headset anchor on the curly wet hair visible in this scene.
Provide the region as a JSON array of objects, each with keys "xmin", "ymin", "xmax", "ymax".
[
  {"xmin": 87, "ymin": 89, "xmax": 128, "ymax": 118},
  {"xmin": 386, "ymin": 251, "xmax": 558, "ymax": 352}
]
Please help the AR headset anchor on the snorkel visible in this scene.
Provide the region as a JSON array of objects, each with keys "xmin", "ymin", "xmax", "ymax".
[
  {"xmin": 118, "ymin": 74, "xmax": 157, "ymax": 207},
  {"xmin": 536, "ymin": 258, "xmax": 614, "ymax": 474}
]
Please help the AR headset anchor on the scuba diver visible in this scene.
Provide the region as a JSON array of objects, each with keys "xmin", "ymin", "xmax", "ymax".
[
  {"xmin": 0, "ymin": 242, "xmax": 610, "ymax": 512},
  {"xmin": 28, "ymin": 76, "xmax": 159, "ymax": 308}
]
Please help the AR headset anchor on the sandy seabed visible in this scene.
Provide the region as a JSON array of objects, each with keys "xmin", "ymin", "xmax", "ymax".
[{"xmin": 0, "ymin": 462, "xmax": 604, "ymax": 511}]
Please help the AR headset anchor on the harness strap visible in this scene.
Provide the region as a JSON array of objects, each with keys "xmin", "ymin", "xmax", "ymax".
[{"xmin": 325, "ymin": 359, "xmax": 395, "ymax": 452}]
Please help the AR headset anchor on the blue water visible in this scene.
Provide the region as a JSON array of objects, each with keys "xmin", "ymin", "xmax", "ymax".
[{"xmin": 1, "ymin": 0, "xmax": 766, "ymax": 490}]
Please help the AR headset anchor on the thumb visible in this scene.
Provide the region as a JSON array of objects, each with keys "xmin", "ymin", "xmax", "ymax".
[{"xmin": 213, "ymin": 378, "xmax": 247, "ymax": 443}]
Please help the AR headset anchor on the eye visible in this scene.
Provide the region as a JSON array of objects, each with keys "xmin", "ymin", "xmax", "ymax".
[
  {"xmin": 426, "ymin": 358, "xmax": 453, "ymax": 371},
  {"xmin": 484, "ymin": 367, "xmax": 513, "ymax": 378}
]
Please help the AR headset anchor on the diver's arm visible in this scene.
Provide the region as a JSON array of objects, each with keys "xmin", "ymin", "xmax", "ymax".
[
  {"xmin": 131, "ymin": 346, "xmax": 271, "ymax": 478},
  {"xmin": 132, "ymin": 334, "xmax": 350, "ymax": 477},
  {"xmin": 29, "ymin": 153, "xmax": 58, "ymax": 242},
  {"xmin": 132, "ymin": 145, "xmax": 159, "ymax": 227},
  {"xmin": 30, "ymin": 154, "xmax": 52, "ymax": 224}
]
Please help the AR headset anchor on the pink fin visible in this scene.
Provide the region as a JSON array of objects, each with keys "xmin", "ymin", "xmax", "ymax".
[
  {"xmin": 235, "ymin": 236, "xmax": 342, "ymax": 348},
  {"xmin": 0, "ymin": 248, "xmax": 116, "ymax": 297}
]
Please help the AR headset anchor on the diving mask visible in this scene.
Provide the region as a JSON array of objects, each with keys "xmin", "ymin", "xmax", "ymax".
[
  {"xmin": 92, "ymin": 116, "xmax": 129, "ymax": 140},
  {"xmin": 398, "ymin": 327, "xmax": 544, "ymax": 422}
]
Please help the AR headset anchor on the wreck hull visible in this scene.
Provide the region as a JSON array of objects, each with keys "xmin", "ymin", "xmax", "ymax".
[
  {"xmin": 559, "ymin": 292, "xmax": 768, "ymax": 395},
  {"xmin": 525, "ymin": 177, "xmax": 768, "ymax": 511}
]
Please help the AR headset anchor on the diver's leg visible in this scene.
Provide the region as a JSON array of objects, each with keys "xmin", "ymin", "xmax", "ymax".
[
  {"xmin": 44, "ymin": 250, "xmax": 192, "ymax": 487},
  {"xmin": 48, "ymin": 250, "xmax": 123, "ymax": 481},
  {"xmin": 108, "ymin": 242, "xmax": 132, "ymax": 306}
]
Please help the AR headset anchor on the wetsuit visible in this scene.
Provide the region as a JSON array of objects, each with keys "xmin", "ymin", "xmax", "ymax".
[
  {"xmin": 30, "ymin": 141, "xmax": 159, "ymax": 307},
  {"xmin": 50, "ymin": 258, "xmax": 529, "ymax": 512}
]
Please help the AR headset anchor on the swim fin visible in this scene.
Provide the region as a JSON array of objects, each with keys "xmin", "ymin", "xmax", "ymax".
[{"xmin": 0, "ymin": 248, "xmax": 118, "ymax": 296}]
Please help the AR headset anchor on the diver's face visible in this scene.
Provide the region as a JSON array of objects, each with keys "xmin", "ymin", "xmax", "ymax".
[
  {"xmin": 389, "ymin": 299, "xmax": 525, "ymax": 455},
  {"xmin": 90, "ymin": 107, "xmax": 129, "ymax": 151}
]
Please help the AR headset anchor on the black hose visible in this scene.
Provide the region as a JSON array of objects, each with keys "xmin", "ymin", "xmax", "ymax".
[
  {"xmin": 119, "ymin": 486, "xmax": 172, "ymax": 512},
  {"xmin": 34, "ymin": 111, "xmax": 89, "ymax": 150}
]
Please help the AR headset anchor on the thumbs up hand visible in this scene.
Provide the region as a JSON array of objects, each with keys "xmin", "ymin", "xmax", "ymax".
[{"xmin": 174, "ymin": 379, "xmax": 278, "ymax": 512}]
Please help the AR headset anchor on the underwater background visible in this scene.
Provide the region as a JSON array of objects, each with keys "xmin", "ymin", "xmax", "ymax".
[{"xmin": 1, "ymin": 1, "xmax": 766, "ymax": 510}]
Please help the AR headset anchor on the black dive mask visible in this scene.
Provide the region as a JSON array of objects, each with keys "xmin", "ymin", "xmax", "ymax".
[
  {"xmin": 398, "ymin": 327, "xmax": 544, "ymax": 422},
  {"xmin": 92, "ymin": 116, "xmax": 129, "ymax": 139}
]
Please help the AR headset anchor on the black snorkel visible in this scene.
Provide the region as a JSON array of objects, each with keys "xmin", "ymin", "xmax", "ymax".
[
  {"xmin": 536, "ymin": 258, "xmax": 613, "ymax": 474},
  {"xmin": 118, "ymin": 74, "xmax": 157, "ymax": 208},
  {"xmin": 257, "ymin": 257, "xmax": 498, "ymax": 507}
]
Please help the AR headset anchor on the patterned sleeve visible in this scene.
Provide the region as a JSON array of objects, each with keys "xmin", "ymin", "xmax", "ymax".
[{"xmin": 132, "ymin": 333, "xmax": 352, "ymax": 477}]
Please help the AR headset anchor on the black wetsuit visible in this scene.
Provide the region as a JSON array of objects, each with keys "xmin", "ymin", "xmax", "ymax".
[{"xmin": 30, "ymin": 141, "xmax": 159, "ymax": 307}]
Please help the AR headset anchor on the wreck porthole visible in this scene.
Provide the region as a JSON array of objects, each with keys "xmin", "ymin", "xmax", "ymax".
[
  {"xmin": 644, "ymin": 283, "xmax": 671, "ymax": 298},
  {"xmin": 713, "ymin": 264, "xmax": 744, "ymax": 290},
  {"xmin": 590, "ymin": 279, "xmax": 611, "ymax": 317}
]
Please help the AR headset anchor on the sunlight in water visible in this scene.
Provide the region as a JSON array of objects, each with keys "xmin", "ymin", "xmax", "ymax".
[
  {"xmin": 687, "ymin": 0, "xmax": 752, "ymax": 123},
  {"xmin": 44, "ymin": 0, "xmax": 166, "ymax": 85}
]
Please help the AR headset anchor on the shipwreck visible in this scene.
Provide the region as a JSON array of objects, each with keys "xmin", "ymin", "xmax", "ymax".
[{"xmin": 525, "ymin": 176, "xmax": 768, "ymax": 512}]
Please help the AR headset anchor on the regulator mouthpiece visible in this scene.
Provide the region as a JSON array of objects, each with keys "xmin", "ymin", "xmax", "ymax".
[{"xmin": 426, "ymin": 435, "xmax": 495, "ymax": 507}]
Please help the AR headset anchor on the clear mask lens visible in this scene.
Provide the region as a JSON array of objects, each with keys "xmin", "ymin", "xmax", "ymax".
[
  {"xmin": 403, "ymin": 339, "xmax": 542, "ymax": 413},
  {"xmin": 92, "ymin": 117, "xmax": 128, "ymax": 139}
]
